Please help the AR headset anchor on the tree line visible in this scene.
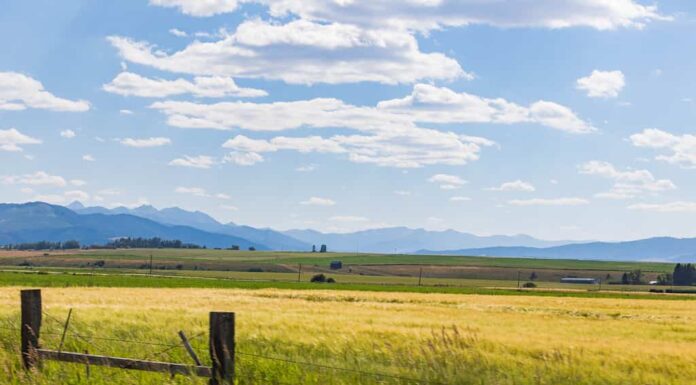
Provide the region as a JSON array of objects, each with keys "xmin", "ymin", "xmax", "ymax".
[
  {"xmin": 1, "ymin": 240, "xmax": 80, "ymax": 251},
  {"xmin": 105, "ymin": 237, "xmax": 202, "ymax": 249}
]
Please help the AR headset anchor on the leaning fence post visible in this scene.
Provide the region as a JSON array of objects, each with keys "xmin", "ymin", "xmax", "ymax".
[
  {"xmin": 20, "ymin": 289, "xmax": 42, "ymax": 370},
  {"xmin": 209, "ymin": 312, "xmax": 235, "ymax": 385}
]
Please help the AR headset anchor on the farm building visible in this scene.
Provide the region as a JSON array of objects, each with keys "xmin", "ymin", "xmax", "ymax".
[{"xmin": 560, "ymin": 277, "xmax": 598, "ymax": 284}]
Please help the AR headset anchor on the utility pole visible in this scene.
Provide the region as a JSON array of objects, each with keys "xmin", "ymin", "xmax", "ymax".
[
  {"xmin": 517, "ymin": 270, "xmax": 521, "ymax": 289},
  {"xmin": 418, "ymin": 267, "xmax": 423, "ymax": 286},
  {"xmin": 149, "ymin": 254, "xmax": 153, "ymax": 276},
  {"xmin": 297, "ymin": 264, "xmax": 302, "ymax": 283}
]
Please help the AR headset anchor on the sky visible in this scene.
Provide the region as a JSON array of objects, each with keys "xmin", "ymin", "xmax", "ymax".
[{"xmin": 1, "ymin": 0, "xmax": 695, "ymax": 241}]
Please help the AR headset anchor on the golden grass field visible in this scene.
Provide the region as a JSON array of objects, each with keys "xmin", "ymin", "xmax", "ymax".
[{"xmin": 0, "ymin": 287, "xmax": 695, "ymax": 384}]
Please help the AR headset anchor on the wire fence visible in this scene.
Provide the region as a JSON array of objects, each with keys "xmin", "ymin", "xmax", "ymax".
[{"xmin": 1, "ymin": 310, "xmax": 451, "ymax": 385}]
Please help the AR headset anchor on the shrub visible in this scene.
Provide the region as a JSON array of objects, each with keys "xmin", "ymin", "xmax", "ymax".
[
  {"xmin": 327, "ymin": 277, "xmax": 336, "ymax": 283},
  {"xmin": 522, "ymin": 282, "xmax": 537, "ymax": 288},
  {"xmin": 310, "ymin": 274, "xmax": 327, "ymax": 283},
  {"xmin": 247, "ymin": 267, "xmax": 264, "ymax": 273}
]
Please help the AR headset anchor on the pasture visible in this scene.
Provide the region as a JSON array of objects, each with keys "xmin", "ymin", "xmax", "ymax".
[{"xmin": 0, "ymin": 287, "xmax": 695, "ymax": 384}]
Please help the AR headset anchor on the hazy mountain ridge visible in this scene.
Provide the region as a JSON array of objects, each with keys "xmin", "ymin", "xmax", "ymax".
[
  {"xmin": 418, "ymin": 237, "xmax": 696, "ymax": 262},
  {"xmin": 0, "ymin": 202, "xmax": 265, "ymax": 249},
  {"xmin": 283, "ymin": 227, "xmax": 578, "ymax": 253},
  {"xmin": 68, "ymin": 202, "xmax": 310, "ymax": 251}
]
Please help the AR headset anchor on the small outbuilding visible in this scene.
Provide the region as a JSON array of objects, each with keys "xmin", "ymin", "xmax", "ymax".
[{"xmin": 329, "ymin": 260, "xmax": 343, "ymax": 270}]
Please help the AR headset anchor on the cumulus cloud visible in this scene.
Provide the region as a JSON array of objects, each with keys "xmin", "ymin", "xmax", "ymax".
[
  {"xmin": 155, "ymin": 83, "xmax": 592, "ymax": 168},
  {"xmin": 150, "ymin": 0, "xmax": 239, "ymax": 17},
  {"xmin": 2, "ymin": 171, "xmax": 67, "ymax": 187},
  {"xmin": 120, "ymin": 137, "xmax": 172, "ymax": 148},
  {"xmin": 82, "ymin": 154, "xmax": 95, "ymax": 162},
  {"xmin": 508, "ymin": 197, "xmax": 589, "ymax": 206},
  {"xmin": 0, "ymin": 72, "xmax": 89, "ymax": 112},
  {"xmin": 576, "ymin": 70, "xmax": 626, "ymax": 98},
  {"xmin": 168, "ymin": 155, "xmax": 216, "ymax": 168},
  {"xmin": 60, "ymin": 129, "xmax": 76, "ymax": 139},
  {"xmin": 629, "ymin": 128, "xmax": 696, "ymax": 168},
  {"xmin": 300, "ymin": 197, "xmax": 336, "ymax": 206},
  {"xmin": 107, "ymin": 19, "xmax": 465, "ymax": 85},
  {"xmin": 103, "ymin": 72, "xmax": 267, "ymax": 98},
  {"xmin": 449, "ymin": 196, "xmax": 471, "ymax": 202},
  {"xmin": 0, "ymin": 128, "xmax": 41, "ymax": 152},
  {"xmin": 486, "ymin": 180, "xmax": 535, "ymax": 192},
  {"xmin": 149, "ymin": 0, "xmax": 666, "ymax": 31},
  {"xmin": 578, "ymin": 160, "xmax": 675, "ymax": 199},
  {"xmin": 223, "ymin": 151, "xmax": 264, "ymax": 166},
  {"xmin": 428, "ymin": 174, "xmax": 467, "ymax": 190},
  {"xmin": 169, "ymin": 28, "xmax": 188, "ymax": 37},
  {"xmin": 628, "ymin": 201, "xmax": 696, "ymax": 213}
]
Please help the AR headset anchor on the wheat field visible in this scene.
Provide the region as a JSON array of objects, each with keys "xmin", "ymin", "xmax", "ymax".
[{"xmin": 0, "ymin": 287, "xmax": 694, "ymax": 384}]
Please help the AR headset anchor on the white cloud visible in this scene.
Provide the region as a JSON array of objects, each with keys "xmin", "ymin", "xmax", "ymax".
[
  {"xmin": 153, "ymin": 83, "xmax": 589, "ymax": 168},
  {"xmin": 220, "ymin": 204, "xmax": 239, "ymax": 211},
  {"xmin": 300, "ymin": 197, "xmax": 336, "ymax": 206},
  {"xmin": 60, "ymin": 129, "xmax": 76, "ymax": 139},
  {"xmin": 108, "ymin": 19, "xmax": 466, "ymax": 85},
  {"xmin": 449, "ymin": 196, "xmax": 471, "ymax": 202},
  {"xmin": 169, "ymin": 28, "xmax": 188, "ymax": 37},
  {"xmin": 216, "ymin": 193, "xmax": 231, "ymax": 200},
  {"xmin": 576, "ymin": 70, "xmax": 626, "ymax": 98},
  {"xmin": 629, "ymin": 128, "xmax": 696, "ymax": 168},
  {"xmin": 486, "ymin": 180, "xmax": 535, "ymax": 192},
  {"xmin": 168, "ymin": 155, "xmax": 216, "ymax": 169},
  {"xmin": 394, "ymin": 190, "xmax": 411, "ymax": 196},
  {"xmin": 150, "ymin": 0, "xmax": 239, "ymax": 17},
  {"xmin": 0, "ymin": 128, "xmax": 41, "ymax": 152},
  {"xmin": 508, "ymin": 197, "xmax": 589, "ymax": 206},
  {"xmin": 120, "ymin": 137, "xmax": 172, "ymax": 148},
  {"xmin": 578, "ymin": 160, "xmax": 675, "ymax": 199},
  {"xmin": 223, "ymin": 151, "xmax": 264, "ymax": 166},
  {"xmin": 175, "ymin": 186, "xmax": 209, "ymax": 197},
  {"xmin": 2, "ymin": 171, "xmax": 67, "ymax": 187},
  {"xmin": 628, "ymin": 201, "xmax": 696, "ymax": 213},
  {"xmin": 296, "ymin": 165, "xmax": 316, "ymax": 172},
  {"xmin": 0, "ymin": 72, "xmax": 89, "ymax": 111},
  {"xmin": 378, "ymin": 84, "xmax": 594, "ymax": 134},
  {"xmin": 103, "ymin": 72, "xmax": 267, "ymax": 98},
  {"xmin": 149, "ymin": 1, "xmax": 666, "ymax": 31},
  {"xmin": 120, "ymin": 109, "xmax": 134, "ymax": 115},
  {"xmin": 428, "ymin": 174, "xmax": 467, "ymax": 189},
  {"xmin": 82, "ymin": 154, "xmax": 95, "ymax": 162}
]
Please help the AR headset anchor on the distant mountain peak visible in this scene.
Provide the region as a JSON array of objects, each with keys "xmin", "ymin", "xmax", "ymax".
[{"xmin": 66, "ymin": 201, "xmax": 85, "ymax": 210}]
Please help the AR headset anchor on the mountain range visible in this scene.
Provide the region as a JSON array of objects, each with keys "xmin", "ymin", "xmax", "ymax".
[
  {"xmin": 0, "ymin": 202, "xmax": 264, "ymax": 249},
  {"xmin": 418, "ymin": 238, "xmax": 696, "ymax": 262},
  {"xmin": 0, "ymin": 201, "xmax": 693, "ymax": 263}
]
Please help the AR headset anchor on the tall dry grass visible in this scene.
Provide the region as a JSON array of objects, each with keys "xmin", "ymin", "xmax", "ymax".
[{"xmin": 0, "ymin": 287, "xmax": 694, "ymax": 384}]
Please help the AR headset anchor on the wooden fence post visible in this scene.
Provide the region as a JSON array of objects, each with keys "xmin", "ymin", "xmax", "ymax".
[
  {"xmin": 21, "ymin": 289, "xmax": 42, "ymax": 370},
  {"xmin": 209, "ymin": 312, "xmax": 235, "ymax": 385}
]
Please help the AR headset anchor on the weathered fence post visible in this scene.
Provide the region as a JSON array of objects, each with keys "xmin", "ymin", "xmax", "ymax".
[
  {"xmin": 209, "ymin": 312, "xmax": 235, "ymax": 385},
  {"xmin": 21, "ymin": 289, "xmax": 42, "ymax": 370}
]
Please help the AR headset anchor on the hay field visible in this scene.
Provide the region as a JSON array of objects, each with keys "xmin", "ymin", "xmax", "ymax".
[{"xmin": 0, "ymin": 287, "xmax": 694, "ymax": 384}]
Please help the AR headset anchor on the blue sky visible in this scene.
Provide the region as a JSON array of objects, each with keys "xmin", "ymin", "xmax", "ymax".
[{"xmin": 1, "ymin": 0, "xmax": 695, "ymax": 240}]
